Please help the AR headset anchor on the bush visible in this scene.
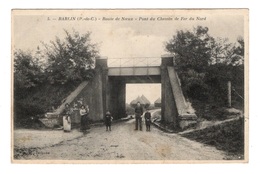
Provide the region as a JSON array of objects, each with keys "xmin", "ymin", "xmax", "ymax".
[
  {"xmin": 126, "ymin": 104, "xmax": 135, "ymax": 115},
  {"xmin": 13, "ymin": 82, "xmax": 80, "ymax": 127},
  {"xmin": 181, "ymin": 117, "xmax": 244, "ymax": 157}
]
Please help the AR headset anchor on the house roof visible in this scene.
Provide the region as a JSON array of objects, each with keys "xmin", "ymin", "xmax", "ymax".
[
  {"xmin": 130, "ymin": 95, "xmax": 150, "ymax": 105},
  {"xmin": 154, "ymin": 97, "xmax": 161, "ymax": 104},
  {"xmin": 141, "ymin": 95, "xmax": 151, "ymax": 104}
]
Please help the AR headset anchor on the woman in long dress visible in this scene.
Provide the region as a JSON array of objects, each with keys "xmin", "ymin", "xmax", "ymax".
[
  {"xmin": 79, "ymin": 105, "xmax": 89, "ymax": 133},
  {"xmin": 63, "ymin": 103, "xmax": 72, "ymax": 132}
]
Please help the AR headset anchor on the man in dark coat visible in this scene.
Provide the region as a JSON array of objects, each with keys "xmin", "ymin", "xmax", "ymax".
[
  {"xmin": 144, "ymin": 110, "xmax": 152, "ymax": 131},
  {"xmin": 135, "ymin": 102, "xmax": 143, "ymax": 131}
]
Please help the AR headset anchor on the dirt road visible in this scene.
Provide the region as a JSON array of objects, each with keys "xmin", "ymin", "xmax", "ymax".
[{"xmin": 14, "ymin": 119, "xmax": 226, "ymax": 161}]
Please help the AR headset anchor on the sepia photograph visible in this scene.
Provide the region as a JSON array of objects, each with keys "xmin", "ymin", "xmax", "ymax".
[{"xmin": 11, "ymin": 9, "xmax": 248, "ymax": 163}]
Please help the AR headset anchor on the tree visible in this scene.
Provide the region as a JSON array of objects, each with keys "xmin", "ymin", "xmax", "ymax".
[
  {"xmin": 165, "ymin": 26, "xmax": 214, "ymax": 100},
  {"xmin": 14, "ymin": 50, "xmax": 44, "ymax": 91},
  {"xmin": 209, "ymin": 37, "xmax": 234, "ymax": 65},
  {"xmin": 166, "ymin": 26, "xmax": 213, "ymax": 72},
  {"xmin": 232, "ymin": 37, "xmax": 244, "ymax": 65},
  {"xmin": 13, "ymin": 50, "xmax": 46, "ymax": 121},
  {"xmin": 165, "ymin": 26, "xmax": 244, "ymax": 104},
  {"xmin": 206, "ymin": 37, "xmax": 244, "ymax": 103},
  {"xmin": 209, "ymin": 37, "xmax": 244, "ymax": 66},
  {"xmin": 43, "ymin": 30, "xmax": 99, "ymax": 84}
]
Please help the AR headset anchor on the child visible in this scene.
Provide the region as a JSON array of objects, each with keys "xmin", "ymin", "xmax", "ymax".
[
  {"xmin": 144, "ymin": 110, "xmax": 151, "ymax": 131},
  {"xmin": 105, "ymin": 111, "xmax": 113, "ymax": 131}
]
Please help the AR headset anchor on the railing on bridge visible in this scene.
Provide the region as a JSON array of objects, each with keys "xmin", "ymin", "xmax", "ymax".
[{"xmin": 107, "ymin": 57, "xmax": 161, "ymax": 67}]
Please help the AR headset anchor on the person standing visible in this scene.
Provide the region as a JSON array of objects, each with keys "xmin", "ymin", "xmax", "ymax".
[
  {"xmin": 79, "ymin": 105, "xmax": 89, "ymax": 133},
  {"xmin": 134, "ymin": 102, "xmax": 143, "ymax": 131},
  {"xmin": 144, "ymin": 110, "xmax": 152, "ymax": 131},
  {"xmin": 63, "ymin": 103, "xmax": 72, "ymax": 132},
  {"xmin": 104, "ymin": 111, "xmax": 113, "ymax": 131}
]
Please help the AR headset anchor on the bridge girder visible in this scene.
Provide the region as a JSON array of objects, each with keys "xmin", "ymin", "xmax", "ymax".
[{"xmin": 108, "ymin": 67, "xmax": 161, "ymax": 76}]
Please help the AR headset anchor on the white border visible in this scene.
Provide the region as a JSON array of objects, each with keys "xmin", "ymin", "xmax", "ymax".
[{"xmin": 1, "ymin": 0, "xmax": 259, "ymax": 174}]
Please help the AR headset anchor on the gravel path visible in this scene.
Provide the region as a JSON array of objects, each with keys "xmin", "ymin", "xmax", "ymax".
[{"xmin": 13, "ymin": 119, "xmax": 226, "ymax": 161}]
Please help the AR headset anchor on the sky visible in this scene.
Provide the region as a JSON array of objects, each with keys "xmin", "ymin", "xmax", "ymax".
[
  {"xmin": 13, "ymin": 10, "xmax": 244, "ymax": 58},
  {"xmin": 12, "ymin": 10, "xmax": 245, "ymax": 104},
  {"xmin": 126, "ymin": 83, "xmax": 161, "ymax": 104}
]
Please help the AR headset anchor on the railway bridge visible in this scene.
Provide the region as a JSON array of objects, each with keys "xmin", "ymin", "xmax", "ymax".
[{"xmin": 46, "ymin": 55, "xmax": 197, "ymax": 130}]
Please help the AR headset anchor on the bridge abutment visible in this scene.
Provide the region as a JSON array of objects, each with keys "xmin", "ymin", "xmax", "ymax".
[
  {"xmin": 161, "ymin": 56, "xmax": 178, "ymax": 128},
  {"xmin": 161, "ymin": 55, "xmax": 197, "ymax": 130}
]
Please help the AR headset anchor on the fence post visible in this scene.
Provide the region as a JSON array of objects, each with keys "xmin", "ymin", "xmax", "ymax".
[{"xmin": 228, "ymin": 81, "xmax": 232, "ymax": 108}]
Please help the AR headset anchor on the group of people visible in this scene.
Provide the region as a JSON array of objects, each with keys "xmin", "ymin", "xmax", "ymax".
[
  {"xmin": 134, "ymin": 102, "xmax": 152, "ymax": 131},
  {"xmin": 63, "ymin": 103, "xmax": 90, "ymax": 133},
  {"xmin": 62, "ymin": 101, "xmax": 151, "ymax": 133},
  {"xmin": 62, "ymin": 103, "xmax": 113, "ymax": 133}
]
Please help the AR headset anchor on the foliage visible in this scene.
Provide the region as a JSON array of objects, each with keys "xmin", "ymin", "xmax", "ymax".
[
  {"xmin": 166, "ymin": 26, "xmax": 213, "ymax": 72},
  {"xmin": 14, "ymin": 82, "xmax": 80, "ymax": 122},
  {"xmin": 43, "ymin": 30, "xmax": 98, "ymax": 84},
  {"xmin": 179, "ymin": 69, "xmax": 209, "ymax": 100},
  {"xmin": 205, "ymin": 64, "xmax": 244, "ymax": 105},
  {"xmin": 210, "ymin": 37, "xmax": 244, "ymax": 66},
  {"xmin": 14, "ymin": 50, "xmax": 45, "ymax": 91}
]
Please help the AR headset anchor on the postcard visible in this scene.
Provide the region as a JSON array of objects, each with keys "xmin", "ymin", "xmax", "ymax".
[{"xmin": 12, "ymin": 9, "xmax": 248, "ymax": 163}]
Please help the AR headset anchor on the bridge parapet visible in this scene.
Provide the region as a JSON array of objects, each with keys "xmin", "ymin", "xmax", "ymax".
[{"xmin": 107, "ymin": 57, "xmax": 161, "ymax": 67}]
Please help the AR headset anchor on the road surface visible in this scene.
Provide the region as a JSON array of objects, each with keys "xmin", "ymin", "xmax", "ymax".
[{"xmin": 14, "ymin": 119, "xmax": 227, "ymax": 161}]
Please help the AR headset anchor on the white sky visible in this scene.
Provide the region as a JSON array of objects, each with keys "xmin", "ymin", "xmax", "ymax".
[
  {"xmin": 126, "ymin": 83, "xmax": 161, "ymax": 104},
  {"xmin": 13, "ymin": 10, "xmax": 244, "ymax": 59}
]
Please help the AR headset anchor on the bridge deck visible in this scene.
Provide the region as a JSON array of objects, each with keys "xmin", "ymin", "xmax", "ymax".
[{"xmin": 108, "ymin": 66, "xmax": 161, "ymax": 76}]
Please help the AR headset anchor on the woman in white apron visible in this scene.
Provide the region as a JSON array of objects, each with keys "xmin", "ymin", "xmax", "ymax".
[{"xmin": 63, "ymin": 103, "xmax": 72, "ymax": 132}]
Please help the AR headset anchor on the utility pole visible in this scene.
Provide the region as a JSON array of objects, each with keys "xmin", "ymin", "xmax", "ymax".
[{"xmin": 227, "ymin": 81, "xmax": 232, "ymax": 108}]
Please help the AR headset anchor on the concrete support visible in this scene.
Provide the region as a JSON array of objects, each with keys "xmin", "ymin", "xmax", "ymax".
[
  {"xmin": 161, "ymin": 56, "xmax": 178, "ymax": 127},
  {"xmin": 81, "ymin": 60, "xmax": 105, "ymax": 121},
  {"xmin": 161, "ymin": 55, "xmax": 197, "ymax": 130},
  {"xmin": 161, "ymin": 67, "xmax": 166, "ymax": 122},
  {"xmin": 96, "ymin": 58, "xmax": 109, "ymax": 117}
]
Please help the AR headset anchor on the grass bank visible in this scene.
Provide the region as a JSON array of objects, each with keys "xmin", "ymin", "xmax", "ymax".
[{"xmin": 180, "ymin": 117, "xmax": 244, "ymax": 160}]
